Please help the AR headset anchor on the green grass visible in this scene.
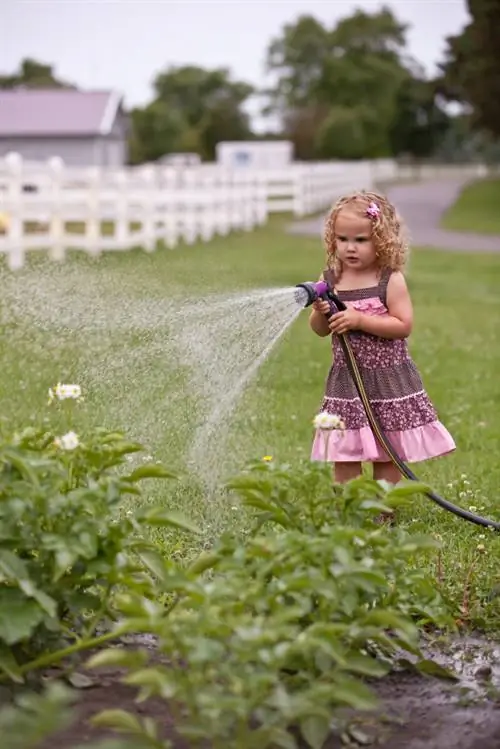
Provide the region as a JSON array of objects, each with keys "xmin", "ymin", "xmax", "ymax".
[
  {"xmin": 441, "ymin": 178, "xmax": 500, "ymax": 234},
  {"xmin": 1, "ymin": 221, "xmax": 500, "ymax": 627}
]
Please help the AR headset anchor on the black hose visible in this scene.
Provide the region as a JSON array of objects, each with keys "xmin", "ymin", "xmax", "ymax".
[{"xmin": 322, "ymin": 289, "xmax": 500, "ymax": 531}]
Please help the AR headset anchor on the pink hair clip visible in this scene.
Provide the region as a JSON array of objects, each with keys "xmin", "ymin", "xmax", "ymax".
[{"xmin": 366, "ymin": 201, "xmax": 380, "ymax": 219}]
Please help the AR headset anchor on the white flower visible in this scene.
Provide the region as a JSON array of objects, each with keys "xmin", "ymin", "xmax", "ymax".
[
  {"xmin": 48, "ymin": 383, "xmax": 82, "ymax": 403},
  {"xmin": 54, "ymin": 431, "xmax": 80, "ymax": 451},
  {"xmin": 313, "ymin": 411, "xmax": 345, "ymax": 431}
]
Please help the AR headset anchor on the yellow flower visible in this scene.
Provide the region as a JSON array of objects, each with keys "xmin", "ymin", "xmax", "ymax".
[
  {"xmin": 262, "ymin": 455, "xmax": 273, "ymax": 462},
  {"xmin": 477, "ymin": 544, "xmax": 486, "ymax": 553}
]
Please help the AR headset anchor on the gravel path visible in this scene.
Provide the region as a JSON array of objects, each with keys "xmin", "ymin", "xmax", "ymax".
[{"xmin": 289, "ymin": 179, "xmax": 500, "ymax": 251}]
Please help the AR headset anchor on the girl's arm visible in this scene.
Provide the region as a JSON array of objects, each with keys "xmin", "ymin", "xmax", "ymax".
[
  {"xmin": 309, "ymin": 307, "xmax": 331, "ymax": 337},
  {"xmin": 357, "ymin": 271, "xmax": 413, "ymax": 339}
]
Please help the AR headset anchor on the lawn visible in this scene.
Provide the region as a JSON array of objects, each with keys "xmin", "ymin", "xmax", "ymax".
[
  {"xmin": 441, "ymin": 177, "xmax": 500, "ymax": 234},
  {"xmin": 1, "ymin": 220, "xmax": 500, "ymax": 627}
]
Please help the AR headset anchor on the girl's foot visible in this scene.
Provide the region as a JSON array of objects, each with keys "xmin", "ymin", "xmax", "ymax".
[{"xmin": 374, "ymin": 511, "xmax": 396, "ymax": 526}]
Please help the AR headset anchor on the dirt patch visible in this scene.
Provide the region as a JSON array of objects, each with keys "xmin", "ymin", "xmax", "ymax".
[{"xmin": 16, "ymin": 638, "xmax": 500, "ymax": 749}]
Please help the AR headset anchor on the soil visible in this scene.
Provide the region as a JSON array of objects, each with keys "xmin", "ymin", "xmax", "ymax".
[{"xmin": 28, "ymin": 637, "xmax": 500, "ymax": 749}]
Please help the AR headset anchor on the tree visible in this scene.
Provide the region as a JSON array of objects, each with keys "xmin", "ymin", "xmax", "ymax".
[
  {"xmin": 439, "ymin": 0, "xmax": 500, "ymax": 136},
  {"xmin": 128, "ymin": 101, "xmax": 187, "ymax": 165},
  {"xmin": 151, "ymin": 65, "xmax": 254, "ymax": 159},
  {"xmin": 265, "ymin": 15, "xmax": 332, "ymax": 112},
  {"xmin": 264, "ymin": 8, "xmax": 416, "ymax": 159},
  {"xmin": 0, "ymin": 58, "xmax": 74, "ymax": 89},
  {"xmin": 389, "ymin": 76, "xmax": 451, "ymax": 158},
  {"xmin": 315, "ymin": 106, "xmax": 375, "ymax": 160},
  {"xmin": 129, "ymin": 66, "xmax": 254, "ymax": 162}
]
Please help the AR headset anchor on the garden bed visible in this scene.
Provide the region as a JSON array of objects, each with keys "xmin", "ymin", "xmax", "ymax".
[{"xmin": 37, "ymin": 636, "xmax": 500, "ymax": 749}]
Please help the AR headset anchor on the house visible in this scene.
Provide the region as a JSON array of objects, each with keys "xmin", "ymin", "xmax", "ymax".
[
  {"xmin": 0, "ymin": 89, "xmax": 129, "ymax": 167},
  {"xmin": 216, "ymin": 140, "xmax": 294, "ymax": 169}
]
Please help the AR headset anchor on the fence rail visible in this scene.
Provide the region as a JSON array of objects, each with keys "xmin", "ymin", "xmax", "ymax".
[{"xmin": 0, "ymin": 153, "xmax": 491, "ymax": 270}]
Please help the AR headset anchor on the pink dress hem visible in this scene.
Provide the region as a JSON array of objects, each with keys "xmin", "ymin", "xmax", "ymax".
[{"xmin": 311, "ymin": 421, "xmax": 456, "ymax": 464}]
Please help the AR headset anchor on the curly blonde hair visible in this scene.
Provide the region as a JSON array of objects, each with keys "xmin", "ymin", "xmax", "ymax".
[{"xmin": 323, "ymin": 190, "xmax": 409, "ymax": 277}]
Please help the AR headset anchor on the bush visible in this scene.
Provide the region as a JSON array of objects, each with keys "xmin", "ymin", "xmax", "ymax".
[
  {"xmin": 0, "ymin": 421, "xmax": 196, "ymax": 683},
  {"xmin": 84, "ymin": 461, "xmax": 454, "ymax": 749}
]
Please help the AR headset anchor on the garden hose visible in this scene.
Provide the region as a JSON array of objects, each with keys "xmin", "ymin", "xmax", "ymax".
[{"xmin": 295, "ymin": 281, "xmax": 500, "ymax": 531}]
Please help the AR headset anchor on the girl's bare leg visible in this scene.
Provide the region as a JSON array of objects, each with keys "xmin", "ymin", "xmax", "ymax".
[
  {"xmin": 373, "ymin": 462, "xmax": 401, "ymax": 485},
  {"xmin": 334, "ymin": 461, "xmax": 362, "ymax": 483}
]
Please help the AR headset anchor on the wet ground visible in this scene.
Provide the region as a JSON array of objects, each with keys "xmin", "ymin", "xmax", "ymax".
[
  {"xmin": 33, "ymin": 636, "xmax": 500, "ymax": 749},
  {"xmin": 288, "ymin": 180, "xmax": 500, "ymax": 252}
]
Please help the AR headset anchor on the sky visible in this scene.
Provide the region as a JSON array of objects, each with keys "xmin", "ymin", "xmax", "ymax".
[{"xmin": 2, "ymin": 0, "xmax": 470, "ymax": 129}]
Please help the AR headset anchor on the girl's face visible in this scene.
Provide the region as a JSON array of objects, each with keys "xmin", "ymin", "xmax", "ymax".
[{"xmin": 334, "ymin": 209, "xmax": 377, "ymax": 271}]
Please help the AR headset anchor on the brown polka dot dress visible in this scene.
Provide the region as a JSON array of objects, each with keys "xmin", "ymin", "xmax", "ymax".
[{"xmin": 311, "ymin": 269, "xmax": 456, "ymax": 463}]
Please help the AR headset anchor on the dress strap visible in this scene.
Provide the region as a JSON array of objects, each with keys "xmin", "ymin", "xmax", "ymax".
[
  {"xmin": 322, "ymin": 268, "xmax": 336, "ymax": 287},
  {"xmin": 378, "ymin": 268, "xmax": 393, "ymax": 307}
]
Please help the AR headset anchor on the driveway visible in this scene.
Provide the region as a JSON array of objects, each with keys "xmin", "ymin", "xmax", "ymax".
[{"xmin": 288, "ymin": 180, "xmax": 500, "ymax": 252}]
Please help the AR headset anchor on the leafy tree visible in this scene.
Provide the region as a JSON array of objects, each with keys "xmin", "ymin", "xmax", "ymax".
[
  {"xmin": 265, "ymin": 15, "xmax": 331, "ymax": 112},
  {"xmin": 150, "ymin": 65, "xmax": 254, "ymax": 159},
  {"xmin": 439, "ymin": 0, "xmax": 500, "ymax": 136},
  {"xmin": 264, "ymin": 8, "xmax": 423, "ymax": 159},
  {"xmin": 0, "ymin": 58, "xmax": 74, "ymax": 89},
  {"xmin": 128, "ymin": 101, "xmax": 187, "ymax": 165},
  {"xmin": 389, "ymin": 76, "xmax": 451, "ymax": 158},
  {"xmin": 282, "ymin": 104, "xmax": 329, "ymax": 160}
]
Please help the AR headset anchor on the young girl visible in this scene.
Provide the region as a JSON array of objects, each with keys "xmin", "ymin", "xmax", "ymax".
[{"xmin": 309, "ymin": 190, "xmax": 455, "ymax": 487}]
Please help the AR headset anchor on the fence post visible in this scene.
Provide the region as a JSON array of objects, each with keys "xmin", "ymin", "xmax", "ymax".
[
  {"xmin": 48, "ymin": 156, "xmax": 65, "ymax": 262},
  {"xmin": 141, "ymin": 166, "xmax": 157, "ymax": 252},
  {"xmin": 5, "ymin": 152, "xmax": 25, "ymax": 270},
  {"xmin": 86, "ymin": 167, "xmax": 102, "ymax": 256},
  {"xmin": 114, "ymin": 170, "xmax": 129, "ymax": 249},
  {"xmin": 292, "ymin": 167, "xmax": 306, "ymax": 217}
]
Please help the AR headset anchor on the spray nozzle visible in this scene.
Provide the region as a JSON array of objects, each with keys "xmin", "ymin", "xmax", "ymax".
[{"xmin": 294, "ymin": 280, "xmax": 330, "ymax": 308}]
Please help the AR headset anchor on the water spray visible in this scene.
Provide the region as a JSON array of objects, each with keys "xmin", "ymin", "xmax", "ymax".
[{"xmin": 294, "ymin": 278, "xmax": 500, "ymax": 530}]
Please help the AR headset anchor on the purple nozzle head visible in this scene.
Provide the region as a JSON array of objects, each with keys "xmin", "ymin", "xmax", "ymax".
[{"xmin": 294, "ymin": 280, "xmax": 329, "ymax": 308}]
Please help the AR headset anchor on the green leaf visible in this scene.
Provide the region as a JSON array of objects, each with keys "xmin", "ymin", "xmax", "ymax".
[
  {"xmin": 343, "ymin": 651, "xmax": 389, "ymax": 678},
  {"xmin": 415, "ymin": 659, "xmax": 459, "ymax": 681},
  {"xmin": 123, "ymin": 667, "xmax": 177, "ymax": 699},
  {"xmin": 0, "ymin": 589, "xmax": 45, "ymax": 645},
  {"xmin": 268, "ymin": 728, "xmax": 298, "ymax": 749},
  {"xmin": 187, "ymin": 551, "xmax": 221, "ymax": 575},
  {"xmin": 386, "ymin": 481, "xmax": 430, "ymax": 499},
  {"xmin": 138, "ymin": 509, "xmax": 201, "ymax": 534},
  {"xmin": 91, "ymin": 709, "xmax": 143, "ymax": 734},
  {"xmin": 124, "ymin": 465, "xmax": 177, "ymax": 483},
  {"xmin": 0, "ymin": 644, "xmax": 23, "ymax": 683},
  {"xmin": 87, "ymin": 648, "xmax": 149, "ymax": 671},
  {"xmin": 300, "ymin": 715, "xmax": 331, "ymax": 749},
  {"xmin": 67, "ymin": 672, "xmax": 95, "ymax": 689},
  {"xmin": 2, "ymin": 449, "xmax": 41, "ymax": 487},
  {"xmin": 361, "ymin": 610, "xmax": 418, "ymax": 638},
  {"xmin": 0, "ymin": 549, "xmax": 30, "ymax": 582},
  {"xmin": 331, "ymin": 675, "xmax": 378, "ymax": 710},
  {"xmin": 18, "ymin": 582, "xmax": 57, "ymax": 618},
  {"xmin": 137, "ymin": 550, "xmax": 171, "ymax": 582}
]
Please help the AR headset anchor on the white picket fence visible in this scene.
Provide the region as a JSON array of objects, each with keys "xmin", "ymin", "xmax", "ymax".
[
  {"xmin": 0, "ymin": 155, "xmax": 270, "ymax": 270},
  {"xmin": 0, "ymin": 153, "xmax": 489, "ymax": 270}
]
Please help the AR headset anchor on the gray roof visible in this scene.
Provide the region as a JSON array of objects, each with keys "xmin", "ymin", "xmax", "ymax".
[{"xmin": 0, "ymin": 89, "xmax": 123, "ymax": 137}]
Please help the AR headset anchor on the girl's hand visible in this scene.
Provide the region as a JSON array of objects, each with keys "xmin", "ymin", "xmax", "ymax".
[
  {"xmin": 312, "ymin": 299, "xmax": 331, "ymax": 316},
  {"xmin": 328, "ymin": 308, "xmax": 362, "ymax": 335}
]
